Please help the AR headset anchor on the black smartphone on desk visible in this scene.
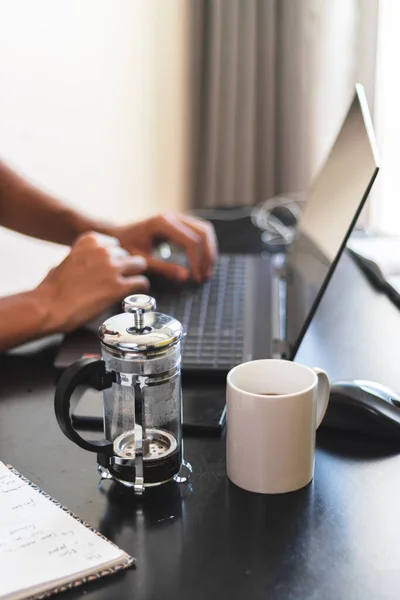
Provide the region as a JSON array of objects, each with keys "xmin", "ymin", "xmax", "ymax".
[{"xmin": 180, "ymin": 382, "xmax": 226, "ymax": 435}]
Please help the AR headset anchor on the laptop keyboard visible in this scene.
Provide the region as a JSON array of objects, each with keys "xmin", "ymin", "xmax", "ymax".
[{"xmin": 157, "ymin": 255, "xmax": 249, "ymax": 371}]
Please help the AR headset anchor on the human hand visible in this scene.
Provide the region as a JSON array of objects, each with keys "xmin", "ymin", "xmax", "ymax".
[
  {"xmin": 113, "ymin": 213, "xmax": 218, "ymax": 283},
  {"xmin": 37, "ymin": 232, "xmax": 149, "ymax": 332}
]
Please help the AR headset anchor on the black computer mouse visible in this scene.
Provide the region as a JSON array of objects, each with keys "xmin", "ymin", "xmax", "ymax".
[{"xmin": 322, "ymin": 380, "xmax": 400, "ymax": 440}]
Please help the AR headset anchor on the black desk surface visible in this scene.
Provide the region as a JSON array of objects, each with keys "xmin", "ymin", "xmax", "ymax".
[{"xmin": 2, "ymin": 215, "xmax": 400, "ymax": 600}]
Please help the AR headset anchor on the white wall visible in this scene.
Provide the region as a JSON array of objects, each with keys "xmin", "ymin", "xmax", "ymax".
[
  {"xmin": 369, "ymin": 0, "xmax": 400, "ymax": 234},
  {"xmin": 0, "ymin": 0, "xmax": 189, "ymax": 294},
  {"xmin": 278, "ymin": 0, "xmax": 378, "ymax": 228}
]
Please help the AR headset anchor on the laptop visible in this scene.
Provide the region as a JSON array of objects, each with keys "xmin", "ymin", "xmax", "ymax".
[{"xmin": 54, "ymin": 83, "xmax": 379, "ymax": 381}]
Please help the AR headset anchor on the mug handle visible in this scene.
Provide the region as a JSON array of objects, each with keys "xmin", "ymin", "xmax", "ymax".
[{"xmin": 312, "ymin": 367, "xmax": 330, "ymax": 428}]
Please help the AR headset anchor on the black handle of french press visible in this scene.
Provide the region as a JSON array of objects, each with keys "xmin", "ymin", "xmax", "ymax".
[{"xmin": 54, "ymin": 357, "xmax": 113, "ymax": 454}]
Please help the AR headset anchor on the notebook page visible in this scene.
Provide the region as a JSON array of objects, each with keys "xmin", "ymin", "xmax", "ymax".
[{"xmin": 0, "ymin": 462, "xmax": 127, "ymax": 600}]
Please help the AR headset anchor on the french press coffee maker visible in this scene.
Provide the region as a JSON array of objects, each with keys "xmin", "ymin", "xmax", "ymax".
[{"xmin": 54, "ymin": 294, "xmax": 191, "ymax": 494}]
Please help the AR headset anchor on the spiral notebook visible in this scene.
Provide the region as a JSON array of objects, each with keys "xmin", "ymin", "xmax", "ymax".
[{"xmin": 0, "ymin": 462, "xmax": 135, "ymax": 600}]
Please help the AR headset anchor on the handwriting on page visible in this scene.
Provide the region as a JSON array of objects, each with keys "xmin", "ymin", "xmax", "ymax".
[
  {"xmin": 0, "ymin": 468, "xmax": 112, "ymax": 566},
  {"xmin": 0, "ymin": 463, "xmax": 125, "ymax": 598}
]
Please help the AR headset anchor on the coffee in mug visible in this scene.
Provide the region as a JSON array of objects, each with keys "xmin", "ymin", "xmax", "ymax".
[{"xmin": 226, "ymin": 359, "xmax": 330, "ymax": 494}]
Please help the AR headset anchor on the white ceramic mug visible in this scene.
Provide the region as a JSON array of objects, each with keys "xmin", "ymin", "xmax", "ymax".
[{"xmin": 226, "ymin": 359, "xmax": 330, "ymax": 494}]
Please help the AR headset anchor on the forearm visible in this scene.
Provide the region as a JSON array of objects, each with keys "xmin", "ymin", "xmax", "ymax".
[
  {"xmin": 0, "ymin": 159, "xmax": 115, "ymax": 245},
  {"xmin": 0, "ymin": 288, "xmax": 59, "ymax": 352}
]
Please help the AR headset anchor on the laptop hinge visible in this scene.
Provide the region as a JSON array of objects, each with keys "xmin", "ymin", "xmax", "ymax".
[{"xmin": 272, "ymin": 339, "xmax": 290, "ymax": 359}]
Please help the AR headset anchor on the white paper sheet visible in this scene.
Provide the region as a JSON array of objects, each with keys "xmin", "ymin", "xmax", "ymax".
[{"xmin": 0, "ymin": 462, "xmax": 127, "ymax": 600}]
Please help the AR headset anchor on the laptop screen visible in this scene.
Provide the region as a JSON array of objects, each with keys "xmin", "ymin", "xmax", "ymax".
[{"xmin": 286, "ymin": 84, "xmax": 380, "ymax": 358}]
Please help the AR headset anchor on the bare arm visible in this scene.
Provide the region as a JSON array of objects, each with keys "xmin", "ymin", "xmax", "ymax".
[
  {"xmin": 0, "ymin": 158, "xmax": 218, "ymax": 280},
  {"xmin": 0, "ymin": 159, "xmax": 110, "ymax": 245},
  {"xmin": 0, "ymin": 288, "xmax": 58, "ymax": 352},
  {"xmin": 0, "ymin": 233, "xmax": 149, "ymax": 353},
  {"xmin": 0, "ymin": 159, "xmax": 218, "ymax": 351},
  {"xmin": 0, "ymin": 160, "xmax": 217, "ymax": 281}
]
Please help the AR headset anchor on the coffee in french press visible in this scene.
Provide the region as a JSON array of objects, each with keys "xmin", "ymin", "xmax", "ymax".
[{"xmin": 54, "ymin": 294, "xmax": 191, "ymax": 494}]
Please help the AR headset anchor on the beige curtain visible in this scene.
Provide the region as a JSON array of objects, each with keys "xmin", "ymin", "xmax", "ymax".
[{"xmin": 188, "ymin": 0, "xmax": 376, "ymax": 209}]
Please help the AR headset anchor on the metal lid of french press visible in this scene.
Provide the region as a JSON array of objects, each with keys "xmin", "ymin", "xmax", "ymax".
[{"xmin": 98, "ymin": 294, "xmax": 183, "ymax": 353}]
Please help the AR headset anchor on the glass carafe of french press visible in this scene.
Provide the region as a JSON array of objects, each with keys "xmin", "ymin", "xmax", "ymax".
[{"xmin": 54, "ymin": 294, "xmax": 191, "ymax": 494}]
